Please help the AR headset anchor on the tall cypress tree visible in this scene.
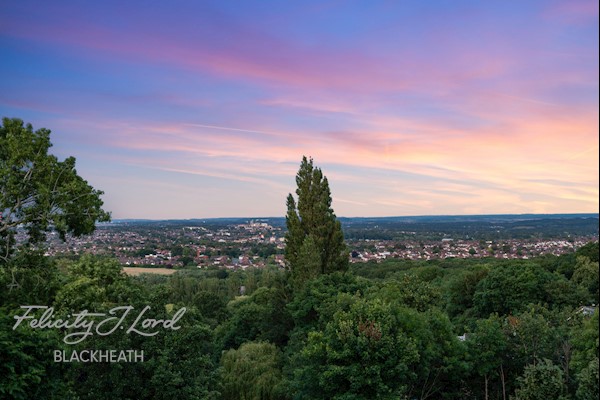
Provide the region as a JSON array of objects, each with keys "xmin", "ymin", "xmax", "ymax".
[{"xmin": 285, "ymin": 156, "xmax": 348, "ymax": 287}]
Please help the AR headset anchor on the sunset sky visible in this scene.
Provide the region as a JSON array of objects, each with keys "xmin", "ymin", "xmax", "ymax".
[{"xmin": 1, "ymin": 0, "xmax": 598, "ymax": 219}]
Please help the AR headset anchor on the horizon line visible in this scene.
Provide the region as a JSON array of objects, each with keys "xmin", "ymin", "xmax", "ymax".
[{"xmin": 106, "ymin": 212, "xmax": 600, "ymax": 222}]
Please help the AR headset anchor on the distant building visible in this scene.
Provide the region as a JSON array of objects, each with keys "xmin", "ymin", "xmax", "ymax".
[{"xmin": 577, "ymin": 306, "xmax": 597, "ymax": 317}]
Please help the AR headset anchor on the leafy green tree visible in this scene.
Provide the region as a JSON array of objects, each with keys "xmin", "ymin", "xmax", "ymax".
[
  {"xmin": 550, "ymin": 242, "xmax": 599, "ymax": 280},
  {"xmin": 53, "ymin": 255, "xmax": 142, "ymax": 311},
  {"xmin": 407, "ymin": 309, "xmax": 468, "ymax": 399},
  {"xmin": 169, "ymin": 273, "xmax": 205, "ymax": 304},
  {"xmin": 572, "ymin": 256, "xmax": 599, "ymax": 304},
  {"xmin": 146, "ymin": 319, "xmax": 219, "ymax": 400},
  {"xmin": 473, "ymin": 263, "xmax": 556, "ymax": 317},
  {"xmin": 466, "ymin": 314, "xmax": 509, "ymax": 400},
  {"xmin": 505, "ymin": 308, "xmax": 558, "ymax": 371},
  {"xmin": 371, "ymin": 273, "xmax": 441, "ymax": 312},
  {"xmin": 571, "ymin": 312, "xmax": 599, "ymax": 377},
  {"xmin": 0, "ymin": 309, "xmax": 73, "ymax": 399},
  {"xmin": 52, "ymin": 262, "xmax": 219, "ymax": 400},
  {"xmin": 576, "ymin": 358, "xmax": 599, "ymax": 400},
  {"xmin": 217, "ymin": 286, "xmax": 292, "ymax": 349},
  {"xmin": 543, "ymin": 276, "xmax": 589, "ymax": 310},
  {"xmin": 287, "ymin": 272, "xmax": 371, "ymax": 334},
  {"xmin": 64, "ymin": 307, "xmax": 219, "ymax": 400},
  {"xmin": 220, "ymin": 341, "xmax": 285, "ymax": 400},
  {"xmin": 444, "ymin": 265, "xmax": 489, "ymax": 325},
  {"xmin": 408, "ymin": 264, "xmax": 447, "ymax": 283},
  {"xmin": 576, "ymin": 242, "xmax": 599, "ymax": 263},
  {"xmin": 0, "ymin": 117, "xmax": 112, "ymax": 399},
  {"xmin": 285, "ymin": 157, "xmax": 348, "ymax": 288},
  {"xmin": 350, "ymin": 258, "xmax": 415, "ymax": 280},
  {"xmin": 0, "ymin": 117, "xmax": 110, "ymax": 262},
  {"xmin": 291, "ymin": 298, "xmax": 420, "ymax": 399},
  {"xmin": 0, "ymin": 249, "xmax": 61, "ymax": 308},
  {"xmin": 192, "ymin": 290, "xmax": 228, "ymax": 327},
  {"xmin": 512, "ymin": 359, "xmax": 568, "ymax": 400},
  {"xmin": 292, "ymin": 234, "xmax": 321, "ymax": 285},
  {"xmin": 290, "ymin": 292, "xmax": 465, "ymax": 399}
]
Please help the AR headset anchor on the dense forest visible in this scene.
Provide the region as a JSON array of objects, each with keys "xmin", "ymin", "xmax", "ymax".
[
  {"xmin": 1, "ymin": 119, "xmax": 599, "ymax": 399},
  {"xmin": 0, "ymin": 242, "xmax": 598, "ymax": 399}
]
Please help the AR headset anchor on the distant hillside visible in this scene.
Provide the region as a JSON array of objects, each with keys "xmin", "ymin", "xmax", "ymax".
[{"xmin": 110, "ymin": 214, "xmax": 598, "ymax": 241}]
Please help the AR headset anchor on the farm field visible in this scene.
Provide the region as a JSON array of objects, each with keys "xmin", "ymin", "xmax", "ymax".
[{"xmin": 122, "ymin": 267, "xmax": 178, "ymax": 276}]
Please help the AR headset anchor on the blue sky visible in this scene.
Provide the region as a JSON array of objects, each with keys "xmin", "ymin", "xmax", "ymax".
[{"xmin": 1, "ymin": 0, "xmax": 598, "ymax": 218}]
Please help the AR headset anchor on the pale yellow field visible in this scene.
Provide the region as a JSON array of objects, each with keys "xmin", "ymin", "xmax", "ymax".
[{"xmin": 122, "ymin": 267, "xmax": 178, "ymax": 276}]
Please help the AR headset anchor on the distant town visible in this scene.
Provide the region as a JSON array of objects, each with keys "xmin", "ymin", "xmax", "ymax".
[{"xmin": 29, "ymin": 214, "xmax": 598, "ymax": 270}]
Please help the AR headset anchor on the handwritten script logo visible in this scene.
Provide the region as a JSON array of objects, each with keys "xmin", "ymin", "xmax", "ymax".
[{"xmin": 13, "ymin": 305, "xmax": 186, "ymax": 344}]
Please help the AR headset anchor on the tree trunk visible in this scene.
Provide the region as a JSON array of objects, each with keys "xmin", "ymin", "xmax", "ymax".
[
  {"xmin": 500, "ymin": 364, "xmax": 506, "ymax": 400},
  {"xmin": 485, "ymin": 374, "xmax": 489, "ymax": 400}
]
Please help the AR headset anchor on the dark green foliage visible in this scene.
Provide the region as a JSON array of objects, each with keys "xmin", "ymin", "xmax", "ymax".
[
  {"xmin": 0, "ymin": 249, "xmax": 61, "ymax": 308},
  {"xmin": 444, "ymin": 265, "xmax": 489, "ymax": 323},
  {"xmin": 548, "ymin": 242, "xmax": 600, "ymax": 280},
  {"xmin": 285, "ymin": 157, "xmax": 348, "ymax": 288},
  {"xmin": 0, "ymin": 309, "xmax": 73, "ymax": 399},
  {"xmin": 513, "ymin": 359, "xmax": 568, "ymax": 400},
  {"xmin": 419, "ymin": 309, "xmax": 469, "ymax": 398},
  {"xmin": 217, "ymin": 286, "xmax": 292, "ymax": 349},
  {"xmin": 168, "ymin": 271, "xmax": 233, "ymax": 305},
  {"xmin": 291, "ymin": 297, "xmax": 466, "ymax": 399},
  {"xmin": 577, "ymin": 241, "xmax": 599, "ymax": 263},
  {"xmin": 1, "ymin": 247, "xmax": 599, "ymax": 399},
  {"xmin": 465, "ymin": 314, "xmax": 509, "ymax": 398},
  {"xmin": 350, "ymin": 258, "xmax": 417, "ymax": 280},
  {"xmin": 571, "ymin": 312, "xmax": 599, "ymax": 376},
  {"xmin": 192, "ymin": 290, "xmax": 228, "ymax": 326},
  {"xmin": 473, "ymin": 262, "xmax": 565, "ymax": 316},
  {"xmin": 572, "ymin": 256, "xmax": 599, "ymax": 304},
  {"xmin": 505, "ymin": 308, "xmax": 560, "ymax": 371},
  {"xmin": 287, "ymin": 272, "xmax": 371, "ymax": 333},
  {"xmin": 291, "ymin": 297, "xmax": 420, "ymax": 399},
  {"xmin": 576, "ymin": 358, "xmax": 599, "ymax": 400},
  {"xmin": 65, "ymin": 309, "xmax": 219, "ymax": 400},
  {"xmin": 146, "ymin": 318, "xmax": 219, "ymax": 400},
  {"xmin": 368, "ymin": 273, "xmax": 441, "ymax": 312},
  {"xmin": 408, "ymin": 264, "xmax": 447, "ymax": 283},
  {"xmin": 49, "ymin": 257, "xmax": 219, "ymax": 400},
  {"xmin": 543, "ymin": 276, "xmax": 589, "ymax": 310},
  {"xmin": 53, "ymin": 255, "xmax": 144, "ymax": 311}
]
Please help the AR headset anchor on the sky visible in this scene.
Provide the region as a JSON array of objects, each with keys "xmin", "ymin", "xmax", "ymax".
[{"xmin": 1, "ymin": 0, "xmax": 598, "ymax": 219}]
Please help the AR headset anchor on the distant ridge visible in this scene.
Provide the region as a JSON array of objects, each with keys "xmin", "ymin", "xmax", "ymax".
[
  {"xmin": 110, "ymin": 213, "xmax": 598, "ymax": 224},
  {"xmin": 100, "ymin": 214, "xmax": 598, "ymax": 241}
]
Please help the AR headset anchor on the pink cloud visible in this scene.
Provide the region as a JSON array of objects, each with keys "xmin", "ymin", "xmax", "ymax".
[
  {"xmin": 1, "ymin": 8, "xmax": 520, "ymax": 96},
  {"xmin": 54, "ymin": 110, "xmax": 597, "ymax": 217}
]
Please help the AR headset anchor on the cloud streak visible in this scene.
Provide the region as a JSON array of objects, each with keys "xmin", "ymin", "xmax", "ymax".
[{"xmin": 0, "ymin": 0, "xmax": 597, "ymax": 218}]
